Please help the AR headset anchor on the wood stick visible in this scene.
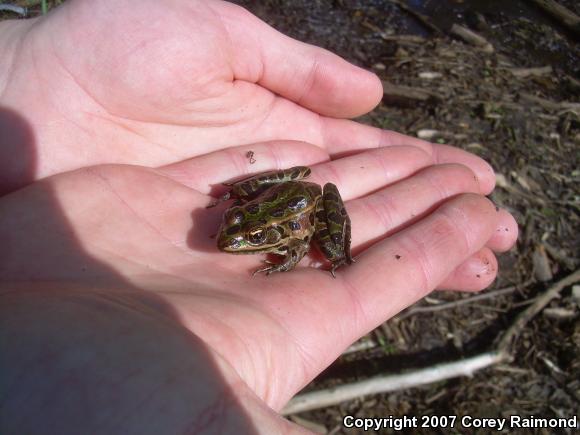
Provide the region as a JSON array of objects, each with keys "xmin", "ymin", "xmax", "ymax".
[
  {"xmin": 498, "ymin": 269, "xmax": 580, "ymax": 352},
  {"xmin": 360, "ymin": 21, "xmax": 426, "ymax": 44},
  {"xmin": 282, "ymin": 353, "xmax": 503, "ymax": 414},
  {"xmin": 382, "ymin": 81, "xmax": 442, "ymax": 107},
  {"xmin": 450, "ymin": 24, "xmax": 494, "ymax": 53},
  {"xmin": 507, "ymin": 66, "xmax": 553, "ymax": 78},
  {"xmin": 527, "ymin": 0, "xmax": 580, "ymax": 37},
  {"xmin": 387, "ymin": 0, "xmax": 442, "ymax": 35},
  {"xmin": 520, "ymin": 92, "xmax": 580, "ymax": 111}
]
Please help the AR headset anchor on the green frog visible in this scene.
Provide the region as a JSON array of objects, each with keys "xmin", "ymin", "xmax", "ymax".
[{"xmin": 212, "ymin": 166, "xmax": 354, "ymax": 276}]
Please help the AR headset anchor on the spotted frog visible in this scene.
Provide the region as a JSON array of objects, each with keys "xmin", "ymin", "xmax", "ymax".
[{"xmin": 213, "ymin": 166, "xmax": 354, "ymax": 276}]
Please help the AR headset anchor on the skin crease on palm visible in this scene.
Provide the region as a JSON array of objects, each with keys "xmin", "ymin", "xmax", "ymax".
[{"xmin": 0, "ymin": 0, "xmax": 518, "ymax": 433}]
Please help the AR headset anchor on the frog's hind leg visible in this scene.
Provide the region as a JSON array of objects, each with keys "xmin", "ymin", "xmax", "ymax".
[
  {"xmin": 226, "ymin": 166, "xmax": 312, "ymax": 187},
  {"xmin": 314, "ymin": 183, "xmax": 354, "ymax": 277},
  {"xmin": 216, "ymin": 166, "xmax": 313, "ymax": 205},
  {"xmin": 253, "ymin": 239, "xmax": 310, "ymax": 276}
]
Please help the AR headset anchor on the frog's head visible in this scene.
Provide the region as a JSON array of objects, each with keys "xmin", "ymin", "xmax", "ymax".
[{"xmin": 217, "ymin": 205, "xmax": 282, "ymax": 253}]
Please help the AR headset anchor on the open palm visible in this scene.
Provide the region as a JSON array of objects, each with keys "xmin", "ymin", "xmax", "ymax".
[
  {"xmin": 1, "ymin": 0, "xmax": 394, "ymax": 193},
  {"xmin": 1, "ymin": 140, "xmax": 517, "ymax": 412}
]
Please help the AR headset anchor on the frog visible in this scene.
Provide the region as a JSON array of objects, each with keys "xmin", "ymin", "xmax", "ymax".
[{"xmin": 211, "ymin": 166, "xmax": 354, "ymax": 276}]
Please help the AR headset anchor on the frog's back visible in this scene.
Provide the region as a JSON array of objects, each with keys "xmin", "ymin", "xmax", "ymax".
[{"xmin": 244, "ymin": 181, "xmax": 320, "ymax": 221}]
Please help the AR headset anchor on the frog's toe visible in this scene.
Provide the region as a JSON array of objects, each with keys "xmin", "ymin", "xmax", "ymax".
[
  {"xmin": 252, "ymin": 262, "xmax": 284, "ymax": 276},
  {"xmin": 328, "ymin": 256, "xmax": 355, "ymax": 277},
  {"xmin": 252, "ymin": 266, "xmax": 271, "ymax": 276}
]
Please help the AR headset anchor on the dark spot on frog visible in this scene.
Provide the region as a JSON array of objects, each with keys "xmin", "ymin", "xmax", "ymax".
[
  {"xmin": 241, "ymin": 183, "xmax": 254, "ymax": 195},
  {"xmin": 290, "ymin": 169, "xmax": 301, "ymax": 179},
  {"xmin": 228, "ymin": 209, "xmax": 244, "ymax": 224},
  {"xmin": 303, "ymin": 235, "xmax": 310, "ymax": 243},
  {"xmin": 320, "ymin": 246, "xmax": 332, "ymax": 257},
  {"xmin": 316, "ymin": 211, "xmax": 326, "ymax": 221},
  {"xmin": 327, "ymin": 211, "xmax": 342, "ymax": 224},
  {"xmin": 331, "ymin": 233, "xmax": 342, "ymax": 245},
  {"xmin": 269, "ymin": 207, "xmax": 285, "ymax": 217},
  {"xmin": 289, "ymin": 221, "xmax": 301, "ymax": 231},
  {"xmin": 265, "ymin": 193, "xmax": 278, "ymax": 203},
  {"xmin": 340, "ymin": 207, "xmax": 348, "ymax": 216},
  {"xmin": 309, "ymin": 213, "xmax": 315, "ymax": 226},
  {"xmin": 287, "ymin": 196, "xmax": 307, "ymax": 210},
  {"xmin": 324, "ymin": 192, "xmax": 340, "ymax": 202},
  {"xmin": 303, "ymin": 168, "xmax": 311, "ymax": 177},
  {"xmin": 226, "ymin": 225, "xmax": 241, "ymax": 235},
  {"xmin": 246, "ymin": 204, "xmax": 260, "ymax": 214},
  {"xmin": 317, "ymin": 229, "xmax": 329, "ymax": 239},
  {"xmin": 275, "ymin": 226, "xmax": 286, "ymax": 238}
]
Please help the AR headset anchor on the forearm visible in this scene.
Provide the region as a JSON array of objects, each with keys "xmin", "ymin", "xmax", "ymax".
[{"xmin": 0, "ymin": 286, "xmax": 301, "ymax": 434}]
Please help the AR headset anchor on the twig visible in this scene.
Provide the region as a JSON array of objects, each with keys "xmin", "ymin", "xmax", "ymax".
[
  {"xmin": 498, "ymin": 269, "xmax": 580, "ymax": 353},
  {"xmin": 450, "ymin": 24, "xmax": 494, "ymax": 53},
  {"xmin": 520, "ymin": 92, "xmax": 580, "ymax": 112},
  {"xmin": 507, "ymin": 66, "xmax": 553, "ymax": 78},
  {"xmin": 396, "ymin": 280, "xmax": 534, "ymax": 320},
  {"xmin": 283, "ymin": 270, "xmax": 579, "ymax": 415},
  {"xmin": 0, "ymin": 3, "xmax": 27, "ymax": 15},
  {"xmin": 382, "ymin": 81, "xmax": 442, "ymax": 107},
  {"xmin": 360, "ymin": 21, "xmax": 427, "ymax": 44},
  {"xmin": 380, "ymin": 34, "xmax": 427, "ymax": 44},
  {"xmin": 387, "ymin": 0, "xmax": 442, "ymax": 35},
  {"xmin": 282, "ymin": 353, "xmax": 503, "ymax": 414},
  {"xmin": 526, "ymin": 0, "xmax": 580, "ymax": 37}
]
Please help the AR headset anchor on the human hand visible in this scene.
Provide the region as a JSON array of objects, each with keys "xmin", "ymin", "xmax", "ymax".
[
  {"xmin": 0, "ymin": 141, "xmax": 517, "ymax": 431},
  {"xmin": 0, "ymin": 0, "xmax": 395, "ymax": 194}
]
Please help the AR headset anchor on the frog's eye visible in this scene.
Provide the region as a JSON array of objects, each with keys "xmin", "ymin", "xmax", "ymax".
[{"xmin": 248, "ymin": 228, "xmax": 266, "ymax": 244}]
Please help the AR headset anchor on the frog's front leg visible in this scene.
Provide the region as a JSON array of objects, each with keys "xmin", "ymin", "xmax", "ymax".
[
  {"xmin": 208, "ymin": 166, "xmax": 312, "ymax": 207},
  {"xmin": 314, "ymin": 183, "xmax": 354, "ymax": 277},
  {"xmin": 253, "ymin": 239, "xmax": 310, "ymax": 276}
]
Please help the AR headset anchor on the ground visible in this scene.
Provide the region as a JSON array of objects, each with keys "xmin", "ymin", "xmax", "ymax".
[{"xmin": 2, "ymin": 1, "xmax": 579, "ymax": 433}]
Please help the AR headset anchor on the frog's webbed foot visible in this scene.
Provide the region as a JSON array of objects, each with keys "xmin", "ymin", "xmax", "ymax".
[
  {"xmin": 252, "ymin": 260, "xmax": 292, "ymax": 276},
  {"xmin": 329, "ymin": 256, "xmax": 356, "ymax": 278}
]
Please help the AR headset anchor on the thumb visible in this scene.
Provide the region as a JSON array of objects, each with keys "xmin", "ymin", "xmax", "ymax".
[{"xmin": 214, "ymin": 1, "xmax": 383, "ymax": 118}]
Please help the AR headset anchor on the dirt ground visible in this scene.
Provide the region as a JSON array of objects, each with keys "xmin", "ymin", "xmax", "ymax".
[{"xmin": 3, "ymin": 1, "xmax": 579, "ymax": 434}]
